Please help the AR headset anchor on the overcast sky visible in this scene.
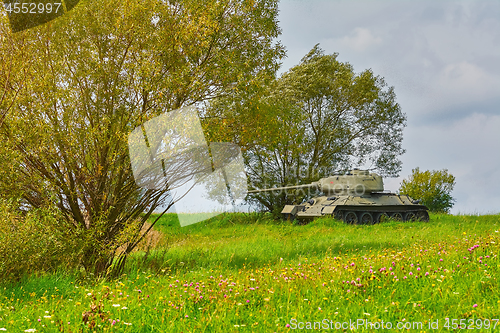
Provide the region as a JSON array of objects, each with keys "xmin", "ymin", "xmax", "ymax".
[{"xmin": 276, "ymin": 0, "xmax": 500, "ymax": 215}]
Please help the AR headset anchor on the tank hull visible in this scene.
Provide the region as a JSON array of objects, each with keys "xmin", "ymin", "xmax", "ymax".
[{"xmin": 282, "ymin": 192, "xmax": 429, "ymax": 224}]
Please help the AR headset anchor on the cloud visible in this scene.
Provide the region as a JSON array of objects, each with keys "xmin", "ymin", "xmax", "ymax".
[
  {"xmin": 386, "ymin": 113, "xmax": 500, "ymax": 214},
  {"xmin": 339, "ymin": 27, "xmax": 382, "ymax": 52},
  {"xmin": 435, "ymin": 61, "xmax": 500, "ymax": 102},
  {"xmin": 277, "ymin": 0, "xmax": 500, "ymax": 214}
]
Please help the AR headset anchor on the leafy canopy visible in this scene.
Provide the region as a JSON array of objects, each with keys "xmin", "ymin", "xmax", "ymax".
[
  {"xmin": 205, "ymin": 45, "xmax": 406, "ymax": 214},
  {"xmin": 399, "ymin": 167, "xmax": 456, "ymax": 213},
  {"xmin": 0, "ymin": 0, "xmax": 284, "ymax": 276}
]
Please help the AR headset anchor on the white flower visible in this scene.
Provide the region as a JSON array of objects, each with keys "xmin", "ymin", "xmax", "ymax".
[
  {"xmin": 121, "ymin": 306, "xmax": 128, "ymax": 310},
  {"xmin": 124, "ymin": 322, "xmax": 132, "ymax": 326},
  {"xmin": 24, "ymin": 329, "xmax": 37, "ymax": 333},
  {"xmin": 43, "ymin": 316, "xmax": 51, "ymax": 319},
  {"xmin": 112, "ymin": 304, "xmax": 120, "ymax": 307},
  {"xmin": 0, "ymin": 329, "xmax": 6, "ymax": 331}
]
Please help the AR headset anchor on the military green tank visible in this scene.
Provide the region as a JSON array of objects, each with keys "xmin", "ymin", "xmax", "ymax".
[{"xmin": 248, "ymin": 169, "xmax": 429, "ymax": 224}]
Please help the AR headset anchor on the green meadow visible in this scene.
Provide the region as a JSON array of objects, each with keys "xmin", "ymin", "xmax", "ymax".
[{"xmin": 1, "ymin": 213, "xmax": 499, "ymax": 332}]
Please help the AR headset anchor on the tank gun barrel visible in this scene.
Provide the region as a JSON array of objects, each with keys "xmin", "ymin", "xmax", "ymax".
[{"xmin": 247, "ymin": 182, "xmax": 318, "ymax": 193}]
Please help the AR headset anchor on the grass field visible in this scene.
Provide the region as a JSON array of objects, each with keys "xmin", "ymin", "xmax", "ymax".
[{"xmin": 1, "ymin": 213, "xmax": 499, "ymax": 332}]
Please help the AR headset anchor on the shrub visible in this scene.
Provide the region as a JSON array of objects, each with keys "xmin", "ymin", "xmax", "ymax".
[
  {"xmin": 0, "ymin": 200, "xmax": 83, "ymax": 282},
  {"xmin": 399, "ymin": 167, "xmax": 456, "ymax": 213}
]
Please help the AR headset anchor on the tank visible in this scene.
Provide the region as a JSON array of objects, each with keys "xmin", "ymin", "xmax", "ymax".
[{"xmin": 247, "ymin": 169, "xmax": 429, "ymax": 224}]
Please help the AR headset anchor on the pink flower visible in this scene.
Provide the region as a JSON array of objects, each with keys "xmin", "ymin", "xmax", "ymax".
[{"xmin": 473, "ymin": 304, "xmax": 478, "ymax": 308}]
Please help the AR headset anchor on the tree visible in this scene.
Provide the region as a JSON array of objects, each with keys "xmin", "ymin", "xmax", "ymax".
[
  {"xmin": 207, "ymin": 45, "xmax": 406, "ymax": 214},
  {"xmin": 0, "ymin": 0, "xmax": 284, "ymax": 276},
  {"xmin": 399, "ymin": 167, "xmax": 456, "ymax": 213}
]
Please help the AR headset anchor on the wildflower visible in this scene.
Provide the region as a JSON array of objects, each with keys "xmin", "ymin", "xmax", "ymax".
[
  {"xmin": 124, "ymin": 322, "xmax": 132, "ymax": 325},
  {"xmin": 112, "ymin": 304, "xmax": 120, "ymax": 307},
  {"xmin": 286, "ymin": 324, "xmax": 291, "ymax": 328},
  {"xmin": 24, "ymin": 330, "xmax": 37, "ymax": 333},
  {"xmin": 121, "ymin": 306, "xmax": 128, "ymax": 310},
  {"xmin": 473, "ymin": 304, "xmax": 478, "ymax": 308}
]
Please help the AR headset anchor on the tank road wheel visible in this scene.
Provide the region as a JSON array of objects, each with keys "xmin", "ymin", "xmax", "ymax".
[
  {"xmin": 404, "ymin": 212, "xmax": 417, "ymax": 222},
  {"xmin": 359, "ymin": 212, "xmax": 374, "ymax": 225},
  {"xmin": 416, "ymin": 210, "xmax": 430, "ymax": 222},
  {"xmin": 374, "ymin": 213, "xmax": 389, "ymax": 224},
  {"xmin": 344, "ymin": 211, "xmax": 358, "ymax": 225},
  {"xmin": 390, "ymin": 212, "xmax": 403, "ymax": 221},
  {"xmin": 333, "ymin": 210, "xmax": 344, "ymax": 221}
]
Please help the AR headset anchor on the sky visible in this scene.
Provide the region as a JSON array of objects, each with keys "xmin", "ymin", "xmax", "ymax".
[{"xmin": 276, "ymin": 0, "xmax": 500, "ymax": 215}]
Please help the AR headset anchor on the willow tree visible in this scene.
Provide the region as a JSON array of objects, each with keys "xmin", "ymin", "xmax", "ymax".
[
  {"xmin": 206, "ymin": 45, "xmax": 406, "ymax": 214},
  {"xmin": 0, "ymin": 0, "xmax": 284, "ymax": 275}
]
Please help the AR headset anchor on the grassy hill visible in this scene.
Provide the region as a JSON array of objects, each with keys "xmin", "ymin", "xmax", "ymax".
[{"xmin": 1, "ymin": 213, "xmax": 499, "ymax": 332}]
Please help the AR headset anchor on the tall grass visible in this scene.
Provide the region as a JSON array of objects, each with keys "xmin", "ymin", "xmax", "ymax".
[
  {"xmin": 0, "ymin": 212, "xmax": 499, "ymax": 332},
  {"xmin": 128, "ymin": 212, "xmax": 499, "ymax": 274}
]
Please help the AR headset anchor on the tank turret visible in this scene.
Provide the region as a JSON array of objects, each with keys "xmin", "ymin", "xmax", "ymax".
[{"xmin": 248, "ymin": 169, "xmax": 429, "ymax": 224}]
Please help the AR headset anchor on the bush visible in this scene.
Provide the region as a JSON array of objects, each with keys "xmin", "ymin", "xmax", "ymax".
[
  {"xmin": 399, "ymin": 167, "xmax": 456, "ymax": 213},
  {"xmin": 0, "ymin": 200, "xmax": 83, "ymax": 282}
]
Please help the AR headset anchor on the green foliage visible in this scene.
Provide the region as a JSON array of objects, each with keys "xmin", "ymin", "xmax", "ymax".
[
  {"xmin": 1, "ymin": 213, "xmax": 500, "ymax": 331},
  {"xmin": 207, "ymin": 44, "xmax": 406, "ymax": 213},
  {"xmin": 0, "ymin": 0, "xmax": 284, "ymax": 276},
  {"xmin": 0, "ymin": 200, "xmax": 82, "ymax": 282},
  {"xmin": 399, "ymin": 167, "xmax": 456, "ymax": 213}
]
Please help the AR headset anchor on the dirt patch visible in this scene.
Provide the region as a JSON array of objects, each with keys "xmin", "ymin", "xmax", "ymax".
[
  {"xmin": 116, "ymin": 222, "xmax": 165, "ymax": 254},
  {"xmin": 135, "ymin": 222, "xmax": 165, "ymax": 251}
]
